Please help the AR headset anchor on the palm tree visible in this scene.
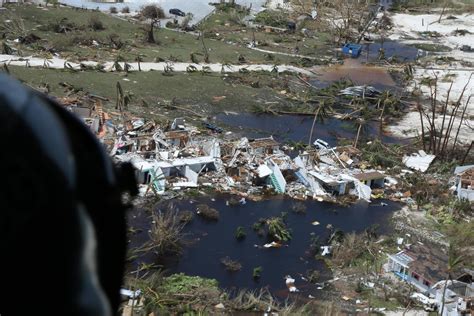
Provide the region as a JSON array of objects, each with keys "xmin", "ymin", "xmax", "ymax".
[
  {"xmin": 353, "ymin": 118, "xmax": 368, "ymax": 149},
  {"xmin": 135, "ymin": 54, "xmax": 144, "ymax": 71},
  {"xmin": 440, "ymin": 244, "xmax": 464, "ymax": 316},
  {"xmin": 308, "ymin": 100, "xmax": 331, "ymax": 147}
]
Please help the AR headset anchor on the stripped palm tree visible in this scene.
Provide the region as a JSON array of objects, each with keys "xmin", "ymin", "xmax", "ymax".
[
  {"xmin": 353, "ymin": 117, "xmax": 369, "ymax": 149},
  {"xmin": 308, "ymin": 100, "xmax": 331, "ymax": 147}
]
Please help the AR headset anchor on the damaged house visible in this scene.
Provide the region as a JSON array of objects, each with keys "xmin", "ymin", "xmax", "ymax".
[
  {"xmin": 248, "ymin": 137, "xmax": 280, "ymax": 156},
  {"xmin": 454, "ymin": 165, "xmax": 474, "ymax": 202},
  {"xmin": 385, "ymin": 244, "xmax": 448, "ymax": 292},
  {"xmin": 431, "ymin": 271, "xmax": 474, "ymax": 316}
]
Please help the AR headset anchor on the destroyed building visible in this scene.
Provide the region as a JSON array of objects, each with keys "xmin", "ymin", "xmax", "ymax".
[
  {"xmin": 88, "ymin": 108, "xmax": 393, "ymax": 203},
  {"xmin": 454, "ymin": 165, "xmax": 474, "ymax": 202},
  {"xmin": 431, "ymin": 273, "xmax": 474, "ymax": 316}
]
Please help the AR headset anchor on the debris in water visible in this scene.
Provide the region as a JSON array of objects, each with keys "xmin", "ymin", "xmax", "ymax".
[
  {"xmin": 321, "ymin": 246, "xmax": 331, "ymax": 256},
  {"xmin": 264, "ymin": 241, "xmax": 282, "ymax": 248},
  {"xmin": 285, "ymin": 275, "xmax": 299, "ymax": 292}
]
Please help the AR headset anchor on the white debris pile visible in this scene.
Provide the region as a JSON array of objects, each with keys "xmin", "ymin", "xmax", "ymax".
[
  {"xmin": 403, "ymin": 150, "xmax": 436, "ymax": 173},
  {"xmin": 106, "ymin": 112, "xmax": 397, "ymax": 202}
]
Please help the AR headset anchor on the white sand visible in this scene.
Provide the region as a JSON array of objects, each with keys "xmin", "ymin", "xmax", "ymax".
[
  {"xmin": 389, "ymin": 13, "xmax": 474, "ymax": 62},
  {"xmin": 387, "ymin": 13, "xmax": 474, "ymax": 143}
]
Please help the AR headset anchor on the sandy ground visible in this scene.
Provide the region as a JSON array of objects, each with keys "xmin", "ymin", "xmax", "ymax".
[
  {"xmin": 384, "ymin": 310, "xmax": 428, "ymax": 316},
  {"xmin": 389, "ymin": 13, "xmax": 474, "ymax": 63},
  {"xmin": 388, "ymin": 66, "xmax": 473, "ymax": 144},
  {"xmin": 387, "ymin": 13, "xmax": 474, "ymax": 144},
  {"xmin": 266, "ymin": 0, "xmax": 291, "ymax": 11},
  {"xmin": 0, "ymin": 54, "xmax": 313, "ymax": 75}
]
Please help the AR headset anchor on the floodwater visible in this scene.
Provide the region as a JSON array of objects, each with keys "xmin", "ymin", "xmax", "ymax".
[
  {"xmin": 362, "ymin": 40, "xmax": 420, "ymax": 62},
  {"xmin": 216, "ymin": 112, "xmax": 402, "ymax": 146},
  {"xmin": 312, "ymin": 40, "xmax": 418, "ymax": 89},
  {"xmin": 129, "ymin": 195, "xmax": 399, "ymax": 299},
  {"xmin": 313, "ymin": 59, "xmax": 397, "ymax": 89}
]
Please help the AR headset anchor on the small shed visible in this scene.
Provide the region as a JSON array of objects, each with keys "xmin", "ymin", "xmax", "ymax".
[{"xmin": 353, "ymin": 171, "xmax": 385, "ymax": 188}]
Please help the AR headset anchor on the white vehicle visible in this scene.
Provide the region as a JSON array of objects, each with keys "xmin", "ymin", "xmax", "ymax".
[{"xmin": 313, "ymin": 139, "xmax": 329, "ymax": 150}]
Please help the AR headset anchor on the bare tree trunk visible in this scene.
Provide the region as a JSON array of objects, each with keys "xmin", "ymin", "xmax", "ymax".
[
  {"xmin": 442, "ymin": 74, "xmax": 472, "ymax": 154},
  {"xmin": 308, "ymin": 106, "xmax": 321, "ymax": 146},
  {"xmin": 440, "ymin": 277, "xmax": 450, "ymax": 316},
  {"xmin": 438, "ymin": 1, "xmax": 448, "ymax": 23},
  {"xmin": 451, "ymin": 96, "xmax": 472, "ymax": 156},
  {"xmin": 461, "ymin": 141, "xmax": 473, "ymax": 165},
  {"xmin": 354, "ymin": 122, "xmax": 362, "ymax": 148},
  {"xmin": 147, "ymin": 22, "xmax": 155, "ymax": 43},
  {"xmin": 436, "ymin": 81, "xmax": 453, "ymax": 153},
  {"xmin": 417, "ymin": 102, "xmax": 426, "ymax": 151},
  {"xmin": 200, "ymin": 31, "xmax": 209, "ymax": 63}
]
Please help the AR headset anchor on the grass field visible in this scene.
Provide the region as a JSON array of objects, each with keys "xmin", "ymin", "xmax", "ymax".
[
  {"xmin": 6, "ymin": 65, "xmax": 290, "ymax": 122},
  {"xmin": 198, "ymin": 5, "xmax": 334, "ymax": 61}
]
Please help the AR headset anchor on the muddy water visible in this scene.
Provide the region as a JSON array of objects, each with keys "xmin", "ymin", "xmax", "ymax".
[
  {"xmin": 129, "ymin": 196, "xmax": 399, "ymax": 299},
  {"xmin": 313, "ymin": 59, "xmax": 397, "ymax": 88},
  {"xmin": 216, "ymin": 112, "xmax": 402, "ymax": 146}
]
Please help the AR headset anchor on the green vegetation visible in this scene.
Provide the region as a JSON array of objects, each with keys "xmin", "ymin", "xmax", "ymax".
[
  {"xmin": 129, "ymin": 271, "xmax": 317, "ymax": 314},
  {"xmin": 360, "ymin": 139, "xmax": 402, "ymax": 168},
  {"xmin": 196, "ymin": 204, "xmax": 219, "ymax": 221},
  {"xmin": 266, "ymin": 216, "xmax": 292, "ymax": 242},
  {"xmin": 235, "ymin": 226, "xmax": 246, "ymax": 240},
  {"xmin": 6, "ymin": 66, "xmax": 290, "ymax": 120},
  {"xmin": 220, "ymin": 256, "xmax": 242, "ymax": 271},
  {"xmin": 0, "ymin": 5, "xmax": 281, "ymax": 63},
  {"xmin": 132, "ymin": 272, "xmax": 221, "ymax": 314},
  {"xmin": 197, "ymin": 3, "xmax": 333, "ymax": 59},
  {"xmin": 252, "ymin": 266, "xmax": 263, "ymax": 279},
  {"xmin": 254, "ymin": 10, "xmax": 288, "ymax": 28},
  {"xmin": 160, "ymin": 273, "xmax": 219, "ymax": 295},
  {"xmin": 141, "ymin": 209, "xmax": 186, "ymax": 257}
]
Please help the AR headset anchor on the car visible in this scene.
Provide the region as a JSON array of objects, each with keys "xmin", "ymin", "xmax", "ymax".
[
  {"xmin": 169, "ymin": 8, "xmax": 186, "ymax": 17},
  {"xmin": 202, "ymin": 122, "xmax": 223, "ymax": 133},
  {"xmin": 313, "ymin": 139, "xmax": 329, "ymax": 150}
]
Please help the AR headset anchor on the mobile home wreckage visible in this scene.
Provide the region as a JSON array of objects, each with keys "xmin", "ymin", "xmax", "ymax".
[
  {"xmin": 63, "ymin": 100, "xmax": 392, "ymax": 201},
  {"xmin": 98, "ymin": 116, "xmax": 394, "ymax": 201}
]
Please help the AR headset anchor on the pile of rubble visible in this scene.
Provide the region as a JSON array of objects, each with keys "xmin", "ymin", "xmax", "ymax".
[{"xmin": 68, "ymin": 108, "xmax": 403, "ymax": 202}]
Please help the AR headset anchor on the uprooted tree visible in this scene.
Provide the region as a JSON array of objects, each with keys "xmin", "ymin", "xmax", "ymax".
[{"xmin": 141, "ymin": 4, "xmax": 165, "ymax": 44}]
